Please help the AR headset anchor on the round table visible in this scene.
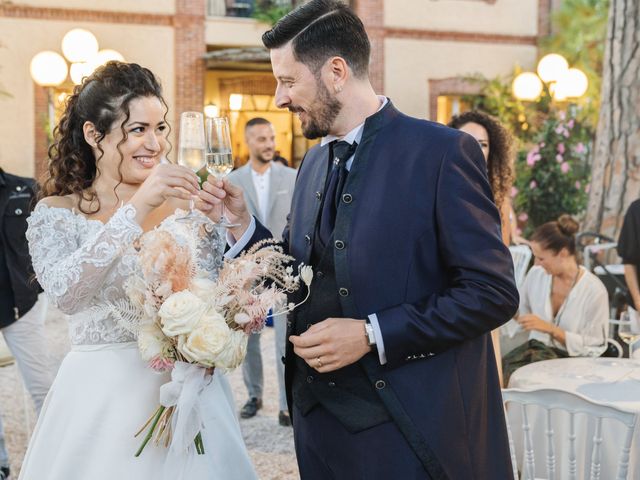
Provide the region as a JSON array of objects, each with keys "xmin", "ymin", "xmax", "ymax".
[{"xmin": 507, "ymin": 357, "xmax": 640, "ymax": 479}]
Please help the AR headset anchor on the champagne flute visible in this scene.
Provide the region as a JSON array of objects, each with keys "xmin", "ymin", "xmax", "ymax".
[
  {"xmin": 205, "ymin": 116, "xmax": 238, "ymax": 228},
  {"xmin": 177, "ymin": 111, "xmax": 205, "ymax": 223},
  {"xmin": 619, "ymin": 311, "xmax": 640, "ymax": 359}
]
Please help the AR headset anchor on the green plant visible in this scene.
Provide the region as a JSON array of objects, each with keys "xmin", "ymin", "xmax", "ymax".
[
  {"xmin": 252, "ymin": 1, "xmax": 293, "ymax": 25},
  {"xmin": 540, "ymin": 0, "xmax": 609, "ymax": 125},
  {"xmin": 513, "ymin": 107, "xmax": 592, "ymax": 236}
]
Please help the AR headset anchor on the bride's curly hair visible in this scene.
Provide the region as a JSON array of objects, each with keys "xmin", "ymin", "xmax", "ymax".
[{"xmin": 42, "ymin": 61, "xmax": 169, "ymax": 213}]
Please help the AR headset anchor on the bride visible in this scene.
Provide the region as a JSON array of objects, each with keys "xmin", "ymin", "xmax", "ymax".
[{"xmin": 20, "ymin": 62, "xmax": 257, "ymax": 479}]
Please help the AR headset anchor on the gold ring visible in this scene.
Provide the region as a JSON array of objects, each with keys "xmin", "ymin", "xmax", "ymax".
[{"xmin": 315, "ymin": 357, "xmax": 323, "ymax": 369}]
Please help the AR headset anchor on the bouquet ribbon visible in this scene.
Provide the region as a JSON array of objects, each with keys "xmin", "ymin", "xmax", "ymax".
[{"xmin": 160, "ymin": 361, "xmax": 208, "ymax": 455}]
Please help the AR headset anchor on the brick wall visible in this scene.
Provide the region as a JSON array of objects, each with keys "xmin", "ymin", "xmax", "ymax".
[
  {"xmin": 174, "ymin": 0, "xmax": 206, "ymax": 123},
  {"xmin": 353, "ymin": 0, "xmax": 385, "ymax": 94}
]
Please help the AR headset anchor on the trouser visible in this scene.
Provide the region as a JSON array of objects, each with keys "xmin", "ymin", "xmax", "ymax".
[
  {"xmin": 241, "ymin": 311, "xmax": 288, "ymax": 411},
  {"xmin": 0, "ymin": 296, "xmax": 54, "ymax": 467},
  {"xmin": 293, "ymin": 405, "xmax": 429, "ymax": 480}
]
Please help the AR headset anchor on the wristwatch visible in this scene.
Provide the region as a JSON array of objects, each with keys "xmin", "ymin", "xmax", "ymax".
[{"xmin": 364, "ymin": 321, "xmax": 377, "ymax": 347}]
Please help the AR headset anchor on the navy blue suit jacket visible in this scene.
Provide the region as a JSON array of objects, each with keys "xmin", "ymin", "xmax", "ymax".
[{"xmin": 251, "ymin": 101, "xmax": 519, "ymax": 479}]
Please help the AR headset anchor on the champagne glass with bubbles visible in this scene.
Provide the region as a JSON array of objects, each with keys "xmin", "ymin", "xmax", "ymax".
[
  {"xmin": 205, "ymin": 116, "xmax": 238, "ymax": 228},
  {"xmin": 177, "ymin": 111, "xmax": 205, "ymax": 223}
]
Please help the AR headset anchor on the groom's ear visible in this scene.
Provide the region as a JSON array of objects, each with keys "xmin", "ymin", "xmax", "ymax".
[{"xmin": 83, "ymin": 121, "xmax": 100, "ymax": 148}]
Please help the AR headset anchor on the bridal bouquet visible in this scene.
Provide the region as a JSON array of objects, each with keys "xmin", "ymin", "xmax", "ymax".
[{"xmin": 122, "ymin": 225, "xmax": 311, "ymax": 457}]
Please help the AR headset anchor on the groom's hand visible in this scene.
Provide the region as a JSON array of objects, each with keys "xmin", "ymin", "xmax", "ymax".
[
  {"xmin": 290, "ymin": 318, "xmax": 371, "ymax": 373},
  {"xmin": 198, "ymin": 176, "xmax": 252, "ymax": 240}
]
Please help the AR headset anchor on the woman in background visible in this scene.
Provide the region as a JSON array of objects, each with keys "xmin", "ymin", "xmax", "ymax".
[
  {"xmin": 502, "ymin": 215, "xmax": 609, "ymax": 385},
  {"xmin": 448, "ymin": 110, "xmax": 515, "ymax": 245}
]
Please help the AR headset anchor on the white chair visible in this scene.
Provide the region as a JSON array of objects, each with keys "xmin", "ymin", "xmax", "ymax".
[
  {"xmin": 509, "ymin": 245, "xmax": 532, "ymax": 291},
  {"xmin": 503, "ymin": 388, "xmax": 637, "ymax": 480}
]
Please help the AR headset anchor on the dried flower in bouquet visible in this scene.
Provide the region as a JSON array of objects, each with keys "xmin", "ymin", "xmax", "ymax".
[{"xmin": 118, "ymin": 223, "xmax": 311, "ymax": 458}]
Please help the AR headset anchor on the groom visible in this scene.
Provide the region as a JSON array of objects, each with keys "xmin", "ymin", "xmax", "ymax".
[{"xmin": 201, "ymin": 1, "xmax": 519, "ymax": 478}]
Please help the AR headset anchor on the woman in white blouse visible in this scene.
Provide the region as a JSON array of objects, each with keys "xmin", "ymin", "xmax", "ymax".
[{"xmin": 503, "ymin": 215, "xmax": 609, "ymax": 385}]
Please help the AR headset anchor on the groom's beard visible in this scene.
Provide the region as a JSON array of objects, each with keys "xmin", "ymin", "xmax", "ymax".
[{"xmin": 289, "ymin": 79, "xmax": 342, "ymax": 140}]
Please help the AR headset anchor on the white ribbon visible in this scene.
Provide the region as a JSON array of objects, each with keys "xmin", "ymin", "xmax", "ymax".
[{"xmin": 159, "ymin": 361, "xmax": 210, "ymax": 476}]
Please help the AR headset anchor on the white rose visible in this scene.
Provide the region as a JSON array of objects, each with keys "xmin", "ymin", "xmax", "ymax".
[
  {"xmin": 179, "ymin": 316, "xmax": 230, "ymax": 366},
  {"xmin": 159, "ymin": 291, "xmax": 207, "ymax": 337},
  {"xmin": 137, "ymin": 321, "xmax": 169, "ymax": 362},
  {"xmin": 213, "ymin": 330, "xmax": 248, "ymax": 370},
  {"xmin": 190, "ymin": 277, "xmax": 217, "ymax": 302}
]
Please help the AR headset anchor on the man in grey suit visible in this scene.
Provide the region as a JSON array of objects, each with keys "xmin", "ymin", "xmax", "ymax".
[{"xmin": 227, "ymin": 117, "xmax": 297, "ymax": 426}]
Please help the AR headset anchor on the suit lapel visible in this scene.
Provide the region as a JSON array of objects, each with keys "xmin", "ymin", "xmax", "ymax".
[
  {"xmin": 266, "ymin": 163, "xmax": 284, "ymax": 226},
  {"xmin": 239, "ymin": 165, "xmax": 261, "ymax": 223}
]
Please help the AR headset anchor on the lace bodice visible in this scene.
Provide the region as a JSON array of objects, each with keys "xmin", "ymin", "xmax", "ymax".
[{"xmin": 26, "ymin": 204, "xmax": 225, "ymax": 346}]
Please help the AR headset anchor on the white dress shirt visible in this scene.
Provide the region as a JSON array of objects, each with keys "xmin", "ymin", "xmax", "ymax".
[
  {"xmin": 520, "ymin": 266, "xmax": 609, "ymax": 356},
  {"xmin": 250, "ymin": 165, "xmax": 271, "ymax": 223}
]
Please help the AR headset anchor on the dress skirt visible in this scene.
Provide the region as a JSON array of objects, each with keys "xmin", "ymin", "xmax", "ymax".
[{"xmin": 19, "ymin": 343, "xmax": 257, "ymax": 480}]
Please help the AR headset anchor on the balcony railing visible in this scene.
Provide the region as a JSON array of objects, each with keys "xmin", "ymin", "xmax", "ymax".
[{"xmin": 206, "ymin": 0, "xmax": 297, "ymax": 19}]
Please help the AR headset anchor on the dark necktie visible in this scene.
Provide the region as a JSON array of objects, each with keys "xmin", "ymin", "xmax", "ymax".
[{"xmin": 318, "ymin": 140, "xmax": 358, "ymax": 247}]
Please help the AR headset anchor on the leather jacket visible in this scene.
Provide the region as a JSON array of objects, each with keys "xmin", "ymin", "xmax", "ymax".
[{"xmin": 0, "ymin": 168, "xmax": 41, "ymax": 328}]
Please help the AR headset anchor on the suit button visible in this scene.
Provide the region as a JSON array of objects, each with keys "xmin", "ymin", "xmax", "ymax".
[
  {"xmin": 304, "ymin": 234, "xmax": 311, "ymax": 244},
  {"xmin": 316, "ymin": 271, "xmax": 324, "ymax": 279},
  {"xmin": 334, "ymin": 240, "xmax": 345, "ymax": 250},
  {"xmin": 307, "ymin": 376, "xmax": 314, "ymax": 383},
  {"xmin": 338, "ymin": 288, "xmax": 349, "ymax": 297},
  {"xmin": 315, "ymin": 191, "xmax": 322, "ymax": 200},
  {"xmin": 375, "ymin": 380, "xmax": 386, "ymax": 390},
  {"xmin": 15, "ymin": 186, "xmax": 22, "ymax": 191},
  {"xmin": 328, "ymin": 381, "xmax": 336, "ymax": 388},
  {"xmin": 342, "ymin": 193, "xmax": 352, "ymax": 204},
  {"xmin": 15, "ymin": 208, "xmax": 22, "ymax": 215}
]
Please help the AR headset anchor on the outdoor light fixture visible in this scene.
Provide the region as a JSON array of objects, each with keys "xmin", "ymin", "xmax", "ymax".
[
  {"xmin": 513, "ymin": 53, "xmax": 588, "ymax": 102},
  {"xmin": 30, "ymin": 29, "xmax": 124, "ymax": 141},
  {"xmin": 229, "ymin": 94, "xmax": 243, "ymax": 111},
  {"xmin": 62, "ymin": 28, "xmax": 99, "ymax": 63},
  {"xmin": 29, "ymin": 51, "xmax": 68, "ymax": 87},
  {"xmin": 204, "ymin": 103, "xmax": 220, "ymax": 118},
  {"xmin": 512, "ymin": 72, "xmax": 543, "ymax": 102},
  {"xmin": 536, "ymin": 53, "xmax": 569, "ymax": 83}
]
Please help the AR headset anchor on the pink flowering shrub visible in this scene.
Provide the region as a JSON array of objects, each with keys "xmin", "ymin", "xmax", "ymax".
[{"xmin": 514, "ymin": 107, "xmax": 592, "ymax": 236}]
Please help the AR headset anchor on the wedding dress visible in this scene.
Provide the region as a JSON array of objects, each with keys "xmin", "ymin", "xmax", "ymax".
[{"xmin": 19, "ymin": 204, "xmax": 257, "ymax": 480}]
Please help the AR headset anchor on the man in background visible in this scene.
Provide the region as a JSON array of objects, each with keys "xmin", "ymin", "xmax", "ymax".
[
  {"xmin": 227, "ymin": 118, "xmax": 297, "ymax": 426},
  {"xmin": 0, "ymin": 168, "xmax": 53, "ymax": 480}
]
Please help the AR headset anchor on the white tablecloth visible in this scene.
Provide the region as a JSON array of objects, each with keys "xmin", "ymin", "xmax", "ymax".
[{"xmin": 507, "ymin": 358, "xmax": 640, "ymax": 479}]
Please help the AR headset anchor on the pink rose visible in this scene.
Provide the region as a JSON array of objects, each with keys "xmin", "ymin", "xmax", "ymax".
[
  {"xmin": 530, "ymin": 180, "xmax": 537, "ymax": 189},
  {"xmin": 561, "ymin": 162, "xmax": 570, "ymax": 173},
  {"xmin": 574, "ymin": 142, "xmax": 586, "ymax": 154},
  {"xmin": 567, "ymin": 119, "xmax": 575, "ymax": 129},
  {"xmin": 556, "ymin": 154, "xmax": 564, "ymax": 163},
  {"xmin": 511, "ymin": 186, "xmax": 519, "ymax": 198},
  {"xmin": 518, "ymin": 213, "xmax": 529, "ymax": 222},
  {"xmin": 557, "ymin": 143, "xmax": 565, "ymax": 154},
  {"xmin": 555, "ymin": 125, "xmax": 565, "ymax": 135},
  {"xmin": 575, "ymin": 181, "xmax": 581, "ymax": 189}
]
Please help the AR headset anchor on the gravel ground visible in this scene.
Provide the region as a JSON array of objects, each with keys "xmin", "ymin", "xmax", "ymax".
[{"xmin": 0, "ymin": 305, "xmax": 300, "ymax": 479}]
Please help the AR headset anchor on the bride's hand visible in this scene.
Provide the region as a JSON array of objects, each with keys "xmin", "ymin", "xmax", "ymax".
[
  {"xmin": 197, "ymin": 175, "xmax": 252, "ymax": 240},
  {"xmin": 129, "ymin": 164, "xmax": 200, "ymax": 220}
]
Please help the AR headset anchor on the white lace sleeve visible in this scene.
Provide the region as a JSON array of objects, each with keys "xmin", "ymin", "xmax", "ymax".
[{"xmin": 26, "ymin": 203, "xmax": 143, "ymax": 314}]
